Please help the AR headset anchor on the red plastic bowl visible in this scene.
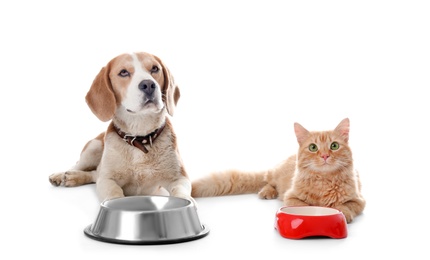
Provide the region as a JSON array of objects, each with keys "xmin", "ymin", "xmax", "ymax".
[{"xmin": 275, "ymin": 206, "xmax": 348, "ymax": 239}]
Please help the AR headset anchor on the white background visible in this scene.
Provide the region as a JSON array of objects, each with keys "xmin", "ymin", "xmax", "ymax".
[{"xmin": 1, "ymin": 0, "xmax": 429, "ymax": 259}]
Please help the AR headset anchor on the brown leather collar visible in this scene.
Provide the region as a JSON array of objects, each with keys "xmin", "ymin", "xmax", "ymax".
[{"xmin": 113, "ymin": 122, "xmax": 166, "ymax": 153}]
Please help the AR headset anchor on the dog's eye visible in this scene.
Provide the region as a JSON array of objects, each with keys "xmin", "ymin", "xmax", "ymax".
[
  {"xmin": 150, "ymin": 65, "xmax": 160, "ymax": 74},
  {"xmin": 118, "ymin": 69, "xmax": 130, "ymax": 77}
]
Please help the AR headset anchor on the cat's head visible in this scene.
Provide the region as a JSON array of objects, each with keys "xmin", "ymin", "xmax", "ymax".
[{"xmin": 294, "ymin": 118, "xmax": 352, "ymax": 172}]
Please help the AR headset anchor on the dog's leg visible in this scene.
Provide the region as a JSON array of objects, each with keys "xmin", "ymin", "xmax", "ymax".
[
  {"xmin": 96, "ymin": 178, "xmax": 124, "ymax": 201},
  {"xmin": 166, "ymin": 178, "xmax": 196, "ymax": 205},
  {"xmin": 49, "ymin": 135, "xmax": 103, "ymax": 187}
]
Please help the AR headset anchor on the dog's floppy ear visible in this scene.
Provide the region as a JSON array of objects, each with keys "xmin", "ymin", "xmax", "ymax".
[
  {"xmin": 154, "ymin": 55, "xmax": 180, "ymax": 116},
  {"xmin": 85, "ymin": 64, "xmax": 117, "ymax": 122}
]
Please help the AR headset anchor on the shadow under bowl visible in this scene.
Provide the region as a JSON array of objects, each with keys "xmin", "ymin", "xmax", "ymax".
[{"xmin": 84, "ymin": 195, "xmax": 209, "ymax": 245}]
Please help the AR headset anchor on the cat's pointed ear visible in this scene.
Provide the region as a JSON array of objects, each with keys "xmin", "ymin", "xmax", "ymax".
[
  {"xmin": 294, "ymin": 122, "xmax": 310, "ymax": 145},
  {"xmin": 334, "ymin": 118, "xmax": 350, "ymax": 142}
]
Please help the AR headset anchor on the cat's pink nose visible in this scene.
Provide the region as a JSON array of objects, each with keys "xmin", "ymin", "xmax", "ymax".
[{"xmin": 322, "ymin": 154, "xmax": 330, "ymax": 161}]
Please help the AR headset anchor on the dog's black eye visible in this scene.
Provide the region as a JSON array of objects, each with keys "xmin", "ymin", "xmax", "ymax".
[
  {"xmin": 119, "ymin": 69, "xmax": 130, "ymax": 77},
  {"xmin": 150, "ymin": 65, "xmax": 160, "ymax": 74}
]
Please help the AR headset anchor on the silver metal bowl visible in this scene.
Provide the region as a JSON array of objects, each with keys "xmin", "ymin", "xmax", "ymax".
[{"xmin": 84, "ymin": 195, "xmax": 209, "ymax": 245}]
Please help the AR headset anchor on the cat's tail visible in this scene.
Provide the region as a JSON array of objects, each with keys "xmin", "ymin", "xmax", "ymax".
[{"xmin": 191, "ymin": 169, "xmax": 267, "ymax": 197}]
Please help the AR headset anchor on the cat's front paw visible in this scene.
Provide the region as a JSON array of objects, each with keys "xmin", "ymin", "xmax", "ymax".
[
  {"xmin": 335, "ymin": 206, "xmax": 353, "ymax": 223},
  {"xmin": 258, "ymin": 185, "xmax": 278, "ymax": 199}
]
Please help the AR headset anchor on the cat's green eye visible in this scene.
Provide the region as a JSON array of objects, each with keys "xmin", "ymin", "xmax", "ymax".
[
  {"xmin": 330, "ymin": 142, "xmax": 340, "ymax": 150},
  {"xmin": 308, "ymin": 143, "xmax": 318, "ymax": 152}
]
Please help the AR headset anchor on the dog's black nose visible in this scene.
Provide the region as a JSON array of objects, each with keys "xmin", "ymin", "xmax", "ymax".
[{"xmin": 138, "ymin": 79, "xmax": 156, "ymax": 96}]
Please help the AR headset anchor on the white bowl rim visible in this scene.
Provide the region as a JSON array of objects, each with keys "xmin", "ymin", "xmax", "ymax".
[{"xmin": 279, "ymin": 206, "xmax": 341, "ymax": 216}]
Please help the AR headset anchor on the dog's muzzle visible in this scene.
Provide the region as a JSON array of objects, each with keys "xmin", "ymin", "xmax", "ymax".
[{"xmin": 139, "ymin": 79, "xmax": 157, "ymax": 97}]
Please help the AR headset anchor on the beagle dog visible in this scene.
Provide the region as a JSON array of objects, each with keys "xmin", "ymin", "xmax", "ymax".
[{"xmin": 49, "ymin": 52, "xmax": 193, "ymax": 203}]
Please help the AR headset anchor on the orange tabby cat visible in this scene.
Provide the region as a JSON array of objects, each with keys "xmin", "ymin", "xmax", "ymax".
[{"xmin": 192, "ymin": 118, "xmax": 365, "ymax": 223}]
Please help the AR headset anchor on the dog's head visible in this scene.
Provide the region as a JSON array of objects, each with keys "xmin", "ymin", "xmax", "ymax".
[{"xmin": 85, "ymin": 52, "xmax": 180, "ymax": 122}]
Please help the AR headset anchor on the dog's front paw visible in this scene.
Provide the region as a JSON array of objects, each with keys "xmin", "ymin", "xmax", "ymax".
[
  {"xmin": 49, "ymin": 172, "xmax": 65, "ymax": 186},
  {"xmin": 49, "ymin": 171, "xmax": 88, "ymax": 187}
]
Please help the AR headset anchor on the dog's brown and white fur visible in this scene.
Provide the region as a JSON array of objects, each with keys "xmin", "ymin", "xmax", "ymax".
[{"xmin": 49, "ymin": 52, "xmax": 192, "ymax": 203}]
